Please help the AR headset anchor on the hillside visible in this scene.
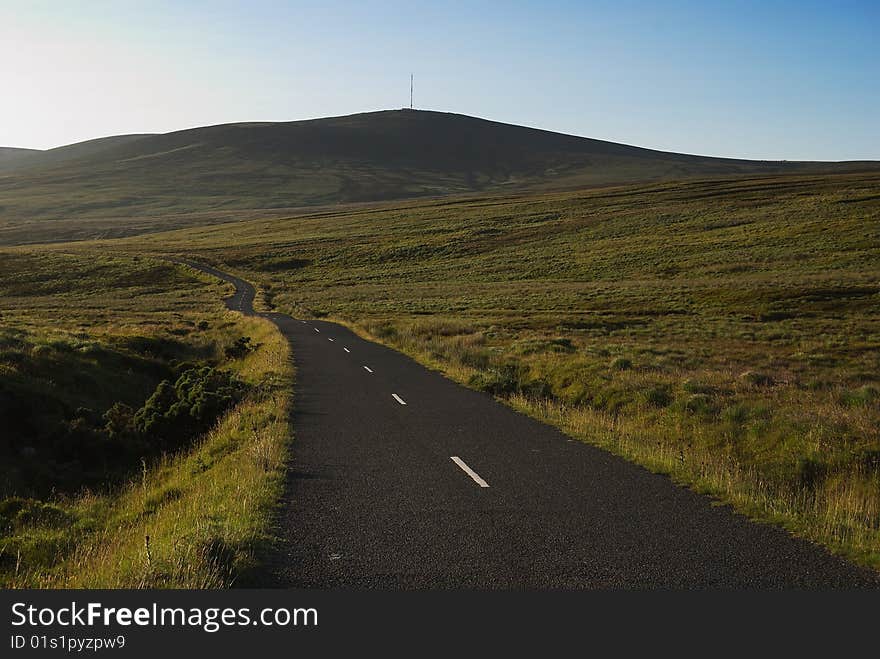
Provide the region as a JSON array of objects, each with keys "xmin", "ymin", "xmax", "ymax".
[
  {"xmin": 0, "ymin": 134, "xmax": 154, "ymax": 173},
  {"xmin": 1, "ymin": 109, "xmax": 878, "ymax": 245},
  {"xmin": 0, "ymin": 146, "xmax": 40, "ymax": 171}
]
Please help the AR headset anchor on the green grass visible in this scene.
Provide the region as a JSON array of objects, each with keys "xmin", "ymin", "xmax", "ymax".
[
  {"xmin": 0, "ymin": 252, "xmax": 292, "ymax": 587},
  {"xmin": 116, "ymin": 170, "xmax": 880, "ymax": 570}
]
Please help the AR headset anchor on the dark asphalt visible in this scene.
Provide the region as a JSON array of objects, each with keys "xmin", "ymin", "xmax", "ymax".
[{"xmin": 185, "ymin": 260, "xmax": 878, "ymax": 589}]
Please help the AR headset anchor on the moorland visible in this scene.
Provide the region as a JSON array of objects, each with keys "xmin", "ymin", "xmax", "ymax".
[{"xmin": 2, "ymin": 110, "xmax": 878, "ymax": 581}]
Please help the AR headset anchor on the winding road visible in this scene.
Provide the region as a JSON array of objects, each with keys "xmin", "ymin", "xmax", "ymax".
[{"xmin": 186, "ymin": 260, "xmax": 877, "ymax": 589}]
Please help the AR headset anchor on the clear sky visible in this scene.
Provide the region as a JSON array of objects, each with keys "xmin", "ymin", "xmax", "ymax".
[{"xmin": 1, "ymin": 0, "xmax": 877, "ymax": 159}]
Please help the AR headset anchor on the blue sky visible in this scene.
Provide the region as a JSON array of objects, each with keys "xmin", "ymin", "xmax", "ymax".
[{"xmin": 1, "ymin": 0, "xmax": 877, "ymax": 159}]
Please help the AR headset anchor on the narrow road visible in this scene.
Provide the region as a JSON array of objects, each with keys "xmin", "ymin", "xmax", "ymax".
[{"xmin": 186, "ymin": 260, "xmax": 878, "ymax": 589}]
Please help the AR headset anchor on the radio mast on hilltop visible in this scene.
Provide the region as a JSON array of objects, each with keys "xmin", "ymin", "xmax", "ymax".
[{"xmin": 410, "ymin": 73, "xmax": 413, "ymax": 109}]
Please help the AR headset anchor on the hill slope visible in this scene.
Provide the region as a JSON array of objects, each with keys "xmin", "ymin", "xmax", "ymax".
[
  {"xmin": 0, "ymin": 147, "xmax": 40, "ymax": 171},
  {"xmin": 0, "ymin": 134, "xmax": 154, "ymax": 173},
  {"xmin": 1, "ymin": 109, "xmax": 877, "ymax": 244}
]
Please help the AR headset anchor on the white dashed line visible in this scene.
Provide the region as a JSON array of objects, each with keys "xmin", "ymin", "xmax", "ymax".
[
  {"xmin": 363, "ymin": 366, "xmax": 373, "ymax": 373},
  {"xmin": 451, "ymin": 457, "xmax": 490, "ymax": 488},
  {"xmin": 314, "ymin": 328, "xmax": 320, "ymax": 333},
  {"xmin": 328, "ymin": 338, "xmax": 334, "ymax": 342},
  {"xmin": 344, "ymin": 347, "xmax": 350, "ymax": 353},
  {"xmin": 392, "ymin": 393, "xmax": 407, "ymax": 406}
]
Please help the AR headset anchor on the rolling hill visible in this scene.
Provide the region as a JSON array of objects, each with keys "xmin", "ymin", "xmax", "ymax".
[
  {"xmin": 0, "ymin": 146, "xmax": 41, "ymax": 171},
  {"xmin": 0, "ymin": 134, "xmax": 154, "ymax": 173},
  {"xmin": 1, "ymin": 109, "xmax": 878, "ymax": 245}
]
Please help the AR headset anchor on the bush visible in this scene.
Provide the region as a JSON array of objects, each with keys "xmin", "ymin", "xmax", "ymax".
[
  {"xmin": 682, "ymin": 379, "xmax": 716, "ymax": 395},
  {"xmin": 550, "ymin": 338, "xmax": 575, "ymax": 352},
  {"xmin": 739, "ymin": 371, "xmax": 775, "ymax": 387},
  {"xmin": 224, "ymin": 337, "xmax": 254, "ymax": 360},
  {"xmin": 469, "ymin": 364, "xmax": 523, "ymax": 396},
  {"xmin": 721, "ymin": 403, "xmax": 750, "ymax": 426},
  {"xmin": 103, "ymin": 402, "xmax": 135, "ymax": 441},
  {"xmin": 133, "ymin": 367, "xmax": 243, "ymax": 451},
  {"xmin": 0, "ymin": 497, "xmax": 72, "ymax": 532},
  {"xmin": 643, "ymin": 385, "xmax": 672, "ymax": 408},
  {"xmin": 797, "ymin": 457, "xmax": 829, "ymax": 490},
  {"xmin": 685, "ymin": 393, "xmax": 714, "ymax": 415},
  {"xmin": 372, "ymin": 323, "xmax": 397, "ymax": 339},
  {"xmin": 520, "ymin": 378, "xmax": 553, "ymax": 400},
  {"xmin": 468, "ymin": 364, "xmax": 551, "ymax": 399},
  {"xmin": 609, "ymin": 357, "xmax": 632, "ymax": 371},
  {"xmin": 840, "ymin": 385, "xmax": 879, "ymax": 408}
]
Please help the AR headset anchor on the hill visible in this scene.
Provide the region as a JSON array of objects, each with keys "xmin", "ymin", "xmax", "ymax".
[
  {"xmin": 0, "ymin": 146, "xmax": 40, "ymax": 171},
  {"xmin": 0, "ymin": 134, "xmax": 154, "ymax": 173},
  {"xmin": 1, "ymin": 109, "xmax": 878, "ymax": 244}
]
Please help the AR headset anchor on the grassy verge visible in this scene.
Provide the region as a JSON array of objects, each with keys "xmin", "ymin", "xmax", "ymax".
[{"xmin": 1, "ymin": 252, "xmax": 292, "ymax": 587}]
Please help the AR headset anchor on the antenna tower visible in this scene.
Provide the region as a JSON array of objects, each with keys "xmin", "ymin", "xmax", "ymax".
[{"xmin": 410, "ymin": 74, "xmax": 413, "ymax": 109}]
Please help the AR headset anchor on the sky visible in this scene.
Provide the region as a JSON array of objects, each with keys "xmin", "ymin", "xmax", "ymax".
[{"xmin": 1, "ymin": 0, "xmax": 877, "ymax": 160}]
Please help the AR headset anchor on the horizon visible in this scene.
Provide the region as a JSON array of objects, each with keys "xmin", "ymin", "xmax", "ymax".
[
  {"xmin": 1, "ymin": 1, "xmax": 878, "ymax": 160},
  {"xmin": 4, "ymin": 106, "xmax": 878, "ymax": 164}
]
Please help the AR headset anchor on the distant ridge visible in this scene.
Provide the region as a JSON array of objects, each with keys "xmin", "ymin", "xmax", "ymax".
[
  {"xmin": 0, "ymin": 134, "xmax": 154, "ymax": 173},
  {"xmin": 0, "ymin": 146, "xmax": 41, "ymax": 171},
  {"xmin": 1, "ymin": 109, "xmax": 877, "ymax": 243}
]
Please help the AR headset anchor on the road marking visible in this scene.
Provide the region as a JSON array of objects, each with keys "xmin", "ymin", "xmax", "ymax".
[
  {"xmin": 392, "ymin": 393, "xmax": 407, "ymax": 405},
  {"xmin": 328, "ymin": 338, "xmax": 335, "ymax": 342},
  {"xmin": 314, "ymin": 328, "xmax": 320, "ymax": 333},
  {"xmin": 363, "ymin": 366, "xmax": 373, "ymax": 373},
  {"xmin": 344, "ymin": 347, "xmax": 350, "ymax": 353},
  {"xmin": 450, "ymin": 457, "xmax": 490, "ymax": 488}
]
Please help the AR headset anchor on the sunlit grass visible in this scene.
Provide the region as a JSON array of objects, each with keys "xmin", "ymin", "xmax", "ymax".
[{"xmin": 1, "ymin": 252, "xmax": 293, "ymax": 587}]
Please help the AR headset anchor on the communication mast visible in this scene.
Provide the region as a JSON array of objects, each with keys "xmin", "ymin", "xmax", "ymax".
[{"xmin": 410, "ymin": 74, "xmax": 413, "ymax": 109}]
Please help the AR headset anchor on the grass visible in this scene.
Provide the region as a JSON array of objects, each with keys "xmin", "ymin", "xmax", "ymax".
[
  {"xmin": 0, "ymin": 252, "xmax": 292, "ymax": 587},
  {"xmin": 115, "ymin": 170, "xmax": 880, "ymax": 570}
]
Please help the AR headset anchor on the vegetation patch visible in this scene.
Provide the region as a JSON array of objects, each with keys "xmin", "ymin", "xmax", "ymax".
[{"xmin": 0, "ymin": 252, "xmax": 292, "ymax": 587}]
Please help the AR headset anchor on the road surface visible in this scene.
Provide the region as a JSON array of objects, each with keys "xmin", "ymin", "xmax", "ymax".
[{"xmin": 185, "ymin": 260, "xmax": 878, "ymax": 589}]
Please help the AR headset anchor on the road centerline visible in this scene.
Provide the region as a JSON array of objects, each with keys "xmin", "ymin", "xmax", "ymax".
[
  {"xmin": 344, "ymin": 347, "xmax": 351, "ymax": 353},
  {"xmin": 392, "ymin": 393, "xmax": 407, "ymax": 405},
  {"xmin": 451, "ymin": 457, "xmax": 490, "ymax": 488},
  {"xmin": 363, "ymin": 366, "xmax": 373, "ymax": 373}
]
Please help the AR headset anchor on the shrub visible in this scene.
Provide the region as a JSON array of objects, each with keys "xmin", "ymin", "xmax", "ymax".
[
  {"xmin": 682, "ymin": 379, "xmax": 716, "ymax": 395},
  {"xmin": 103, "ymin": 402, "xmax": 135, "ymax": 441},
  {"xmin": 133, "ymin": 367, "xmax": 244, "ymax": 451},
  {"xmin": 224, "ymin": 336, "xmax": 254, "ymax": 360},
  {"xmin": 0, "ymin": 497, "xmax": 72, "ymax": 531},
  {"xmin": 469, "ymin": 364, "xmax": 523, "ymax": 396},
  {"xmin": 457, "ymin": 348, "xmax": 490, "ymax": 370},
  {"xmin": 609, "ymin": 357, "xmax": 632, "ymax": 371},
  {"xmin": 739, "ymin": 371, "xmax": 775, "ymax": 387},
  {"xmin": 722, "ymin": 403, "xmax": 750, "ymax": 426},
  {"xmin": 372, "ymin": 323, "xmax": 397, "ymax": 339},
  {"xmin": 520, "ymin": 378, "xmax": 553, "ymax": 400},
  {"xmin": 684, "ymin": 393, "xmax": 713, "ymax": 415},
  {"xmin": 643, "ymin": 385, "xmax": 672, "ymax": 408},
  {"xmin": 797, "ymin": 457, "xmax": 829, "ymax": 490},
  {"xmin": 840, "ymin": 385, "xmax": 879, "ymax": 408}
]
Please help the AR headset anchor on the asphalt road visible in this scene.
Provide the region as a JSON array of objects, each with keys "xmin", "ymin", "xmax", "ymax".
[{"xmin": 186, "ymin": 261, "xmax": 878, "ymax": 589}]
